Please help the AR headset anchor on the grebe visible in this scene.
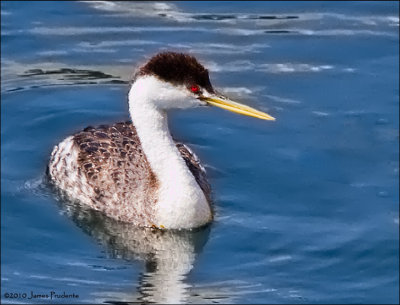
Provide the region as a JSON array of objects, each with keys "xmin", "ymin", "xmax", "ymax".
[{"xmin": 48, "ymin": 52, "xmax": 275, "ymax": 230}]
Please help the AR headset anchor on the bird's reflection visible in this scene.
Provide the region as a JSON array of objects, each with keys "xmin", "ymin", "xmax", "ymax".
[{"xmin": 59, "ymin": 199, "xmax": 211, "ymax": 304}]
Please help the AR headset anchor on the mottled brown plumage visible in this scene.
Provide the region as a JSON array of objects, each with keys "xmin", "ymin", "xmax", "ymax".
[{"xmin": 48, "ymin": 121, "xmax": 210, "ymax": 226}]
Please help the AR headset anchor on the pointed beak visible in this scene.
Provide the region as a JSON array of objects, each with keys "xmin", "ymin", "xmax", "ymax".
[{"xmin": 199, "ymin": 94, "xmax": 275, "ymax": 121}]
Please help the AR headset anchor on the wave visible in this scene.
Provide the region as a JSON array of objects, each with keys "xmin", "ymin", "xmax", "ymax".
[
  {"xmin": 1, "ymin": 56, "xmax": 354, "ymax": 93},
  {"xmin": 208, "ymin": 60, "xmax": 353, "ymax": 74},
  {"xmin": 81, "ymin": 1, "xmax": 399, "ymax": 29},
  {"xmin": 162, "ymin": 42, "xmax": 270, "ymax": 55},
  {"xmin": 1, "ymin": 60, "xmax": 130, "ymax": 93},
  {"xmin": 26, "ymin": 25, "xmax": 397, "ymax": 39},
  {"xmin": 265, "ymin": 95, "xmax": 302, "ymax": 105},
  {"xmin": 78, "ymin": 40, "xmax": 159, "ymax": 48}
]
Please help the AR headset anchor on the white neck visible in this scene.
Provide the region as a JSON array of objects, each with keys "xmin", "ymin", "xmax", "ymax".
[{"xmin": 128, "ymin": 76, "xmax": 211, "ymax": 229}]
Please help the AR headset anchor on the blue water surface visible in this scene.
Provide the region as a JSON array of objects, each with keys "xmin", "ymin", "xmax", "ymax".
[{"xmin": 1, "ymin": 1, "xmax": 399, "ymax": 304}]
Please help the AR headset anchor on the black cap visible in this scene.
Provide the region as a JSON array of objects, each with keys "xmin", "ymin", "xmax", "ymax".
[{"xmin": 136, "ymin": 52, "xmax": 214, "ymax": 93}]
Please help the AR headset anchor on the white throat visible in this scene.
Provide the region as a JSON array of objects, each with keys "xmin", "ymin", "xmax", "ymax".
[{"xmin": 128, "ymin": 76, "xmax": 211, "ymax": 229}]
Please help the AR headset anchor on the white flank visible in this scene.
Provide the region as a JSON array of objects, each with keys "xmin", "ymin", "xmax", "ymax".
[{"xmin": 49, "ymin": 136, "xmax": 95, "ymax": 205}]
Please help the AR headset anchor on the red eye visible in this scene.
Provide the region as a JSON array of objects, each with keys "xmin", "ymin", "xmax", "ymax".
[{"xmin": 190, "ymin": 85, "xmax": 200, "ymax": 93}]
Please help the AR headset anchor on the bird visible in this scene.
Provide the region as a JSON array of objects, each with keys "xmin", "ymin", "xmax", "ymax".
[{"xmin": 48, "ymin": 52, "xmax": 275, "ymax": 230}]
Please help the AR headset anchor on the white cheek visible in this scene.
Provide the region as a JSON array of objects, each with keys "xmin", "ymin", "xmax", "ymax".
[
  {"xmin": 154, "ymin": 83, "xmax": 200, "ymax": 109},
  {"xmin": 129, "ymin": 76, "xmax": 201, "ymax": 110},
  {"xmin": 157, "ymin": 87, "xmax": 190, "ymax": 107}
]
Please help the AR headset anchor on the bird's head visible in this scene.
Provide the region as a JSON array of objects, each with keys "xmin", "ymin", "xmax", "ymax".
[{"xmin": 129, "ymin": 52, "xmax": 275, "ymax": 121}]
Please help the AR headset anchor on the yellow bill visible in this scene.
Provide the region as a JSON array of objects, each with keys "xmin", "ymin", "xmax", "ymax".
[{"xmin": 200, "ymin": 95, "xmax": 275, "ymax": 121}]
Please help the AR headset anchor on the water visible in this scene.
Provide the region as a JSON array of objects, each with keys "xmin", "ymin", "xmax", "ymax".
[{"xmin": 1, "ymin": 1, "xmax": 399, "ymax": 304}]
